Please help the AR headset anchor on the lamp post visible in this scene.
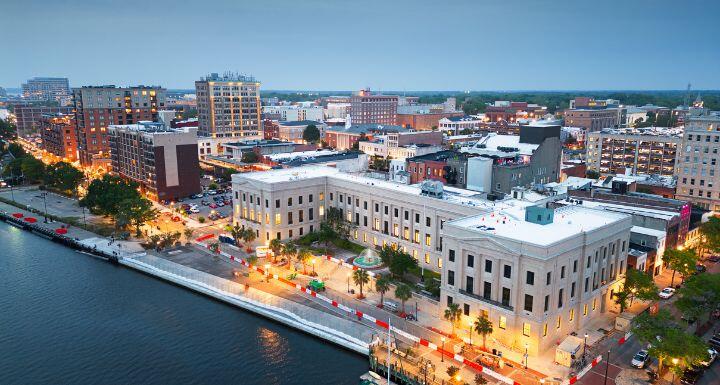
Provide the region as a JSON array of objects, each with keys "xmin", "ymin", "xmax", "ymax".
[
  {"xmin": 583, "ymin": 333, "xmax": 589, "ymax": 360},
  {"xmin": 524, "ymin": 343, "xmax": 529, "ymax": 369},
  {"xmin": 441, "ymin": 337, "xmax": 446, "ymax": 362},
  {"xmin": 346, "ymin": 272, "xmax": 351, "ymax": 293},
  {"xmin": 41, "ymin": 192, "xmax": 48, "ymax": 223},
  {"xmin": 311, "ymin": 258, "xmax": 316, "ymax": 275},
  {"xmin": 468, "ymin": 320, "xmax": 473, "ymax": 346},
  {"xmin": 264, "ymin": 263, "xmax": 271, "ymax": 282},
  {"xmin": 603, "ymin": 351, "xmax": 610, "ymax": 385},
  {"xmin": 671, "ymin": 358, "xmax": 679, "ymax": 385}
]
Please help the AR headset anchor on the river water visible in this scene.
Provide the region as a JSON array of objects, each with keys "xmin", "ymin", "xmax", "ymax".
[{"xmin": 0, "ymin": 222, "xmax": 366, "ymax": 384}]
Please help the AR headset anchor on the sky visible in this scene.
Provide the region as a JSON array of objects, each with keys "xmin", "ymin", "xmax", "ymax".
[{"xmin": 2, "ymin": 0, "xmax": 720, "ymax": 91}]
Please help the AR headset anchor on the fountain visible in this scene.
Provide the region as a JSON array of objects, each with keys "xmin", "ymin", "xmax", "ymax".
[{"xmin": 353, "ymin": 248, "xmax": 383, "ymax": 269}]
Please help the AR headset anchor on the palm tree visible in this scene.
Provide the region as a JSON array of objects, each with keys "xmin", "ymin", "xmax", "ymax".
[
  {"xmin": 297, "ymin": 248, "xmax": 312, "ymax": 274},
  {"xmin": 444, "ymin": 303, "xmax": 462, "ymax": 337},
  {"xmin": 394, "ymin": 283, "xmax": 412, "ymax": 314},
  {"xmin": 269, "ymin": 238, "xmax": 283, "ymax": 262},
  {"xmin": 242, "ymin": 228, "xmax": 256, "ymax": 252},
  {"xmin": 353, "ymin": 269, "xmax": 370, "ymax": 298},
  {"xmin": 375, "ymin": 274, "xmax": 391, "ymax": 306},
  {"xmin": 473, "ymin": 314, "xmax": 493, "ymax": 350},
  {"xmin": 283, "ymin": 242, "xmax": 297, "ymax": 267},
  {"xmin": 183, "ymin": 228, "xmax": 195, "ymax": 245},
  {"xmin": 226, "ymin": 223, "xmax": 244, "ymax": 247}
]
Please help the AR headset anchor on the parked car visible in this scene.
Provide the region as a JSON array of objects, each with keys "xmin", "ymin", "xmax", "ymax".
[
  {"xmin": 189, "ymin": 207, "xmax": 200, "ymax": 213},
  {"xmin": 695, "ymin": 264, "xmax": 707, "ymax": 274},
  {"xmin": 631, "ymin": 350, "xmax": 650, "ymax": 368},
  {"xmin": 201, "ymin": 200, "xmax": 210, "ymax": 206},
  {"xmin": 707, "ymin": 255, "xmax": 720, "ymax": 263},
  {"xmin": 699, "ymin": 348, "xmax": 717, "ymax": 367},
  {"xmin": 680, "ymin": 366, "xmax": 703, "ymax": 385},
  {"xmin": 191, "ymin": 193, "xmax": 204, "ymax": 199},
  {"xmin": 217, "ymin": 202, "xmax": 225, "ymax": 207},
  {"xmin": 207, "ymin": 190, "xmax": 218, "ymax": 195},
  {"xmin": 307, "ymin": 279, "xmax": 326, "ymax": 292},
  {"xmin": 382, "ymin": 300, "xmax": 399, "ymax": 312},
  {"xmin": 209, "ymin": 203, "xmax": 218, "ymax": 209},
  {"xmin": 659, "ymin": 287, "xmax": 676, "ymax": 299}
]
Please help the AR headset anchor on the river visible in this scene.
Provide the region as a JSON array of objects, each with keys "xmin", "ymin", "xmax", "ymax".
[{"xmin": 0, "ymin": 222, "xmax": 366, "ymax": 384}]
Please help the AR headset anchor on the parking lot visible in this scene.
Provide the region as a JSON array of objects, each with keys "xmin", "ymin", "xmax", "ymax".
[{"xmin": 158, "ymin": 185, "xmax": 233, "ymax": 225}]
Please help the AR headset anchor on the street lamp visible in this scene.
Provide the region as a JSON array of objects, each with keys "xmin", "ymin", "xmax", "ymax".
[
  {"xmin": 264, "ymin": 263, "xmax": 271, "ymax": 282},
  {"xmin": 346, "ymin": 272, "xmax": 351, "ymax": 293},
  {"xmin": 524, "ymin": 342, "xmax": 529, "ymax": 369},
  {"xmin": 468, "ymin": 320, "xmax": 473, "ymax": 346},
  {"xmin": 40, "ymin": 192, "xmax": 48, "ymax": 223},
  {"xmin": 311, "ymin": 258, "xmax": 316, "ymax": 275},
  {"xmin": 583, "ymin": 333, "xmax": 589, "ymax": 360},
  {"xmin": 540, "ymin": 380, "xmax": 545, "ymax": 385},
  {"xmin": 671, "ymin": 358, "xmax": 679, "ymax": 385},
  {"xmin": 441, "ymin": 337, "xmax": 446, "ymax": 362}
]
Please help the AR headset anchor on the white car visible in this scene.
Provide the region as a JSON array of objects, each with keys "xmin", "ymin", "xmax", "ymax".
[
  {"xmin": 631, "ymin": 350, "xmax": 650, "ymax": 368},
  {"xmin": 700, "ymin": 348, "xmax": 718, "ymax": 367},
  {"xmin": 659, "ymin": 287, "xmax": 676, "ymax": 299},
  {"xmin": 189, "ymin": 207, "xmax": 200, "ymax": 213}
]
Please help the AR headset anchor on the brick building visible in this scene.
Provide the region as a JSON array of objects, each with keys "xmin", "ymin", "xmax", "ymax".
[
  {"xmin": 349, "ymin": 89, "xmax": 398, "ymax": 125},
  {"xmin": 39, "ymin": 113, "xmax": 77, "ymax": 162},
  {"xmin": 13, "ymin": 104, "xmax": 72, "ymax": 137}
]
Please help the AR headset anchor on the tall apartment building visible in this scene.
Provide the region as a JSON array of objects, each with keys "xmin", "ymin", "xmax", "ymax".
[
  {"xmin": 108, "ymin": 122, "xmax": 201, "ymax": 201},
  {"xmin": 21, "ymin": 77, "xmax": 70, "ymax": 103},
  {"xmin": 442, "ymin": 205, "xmax": 631, "ymax": 355},
  {"xmin": 675, "ymin": 113, "xmax": 720, "ymax": 210},
  {"xmin": 350, "ymin": 89, "xmax": 398, "ymax": 126},
  {"xmin": 195, "ymin": 73, "xmax": 262, "ymax": 139},
  {"xmin": 13, "ymin": 105, "xmax": 72, "ymax": 137},
  {"xmin": 586, "ymin": 128, "xmax": 680, "ymax": 177},
  {"xmin": 39, "ymin": 113, "xmax": 77, "ymax": 162},
  {"xmin": 72, "ymin": 85, "xmax": 166, "ymax": 168}
]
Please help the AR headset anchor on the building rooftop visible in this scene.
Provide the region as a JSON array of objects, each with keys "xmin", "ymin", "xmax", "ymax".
[
  {"xmin": 560, "ymin": 199, "xmax": 678, "ymax": 221},
  {"xmin": 631, "ymin": 226, "xmax": 667, "ymax": 238},
  {"xmin": 278, "ymin": 120, "xmax": 323, "ymax": 127},
  {"xmin": 449, "ymin": 205, "xmax": 628, "ymax": 247},
  {"xmin": 326, "ymin": 124, "xmax": 408, "ymax": 135},
  {"xmin": 461, "ymin": 133, "xmax": 539, "ymax": 157}
]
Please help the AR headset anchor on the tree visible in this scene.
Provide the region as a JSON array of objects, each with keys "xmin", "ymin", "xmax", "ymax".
[
  {"xmin": 585, "ymin": 170, "xmax": 600, "ymax": 179},
  {"xmin": 675, "ymin": 273, "xmax": 720, "ymax": 322},
  {"xmin": 474, "ymin": 314, "xmax": 493, "ymax": 350},
  {"xmin": 474, "ymin": 373, "xmax": 488, "ymax": 385},
  {"xmin": 20, "ymin": 157, "xmax": 45, "ymax": 183},
  {"xmin": 353, "ymin": 269, "xmax": 370, "ymax": 298},
  {"xmin": 663, "ymin": 248, "xmax": 697, "ymax": 286},
  {"xmin": 324, "ymin": 206, "xmax": 354, "ymax": 239},
  {"xmin": 226, "ymin": 223, "xmax": 245, "ymax": 247},
  {"xmin": 444, "ymin": 303, "xmax": 462, "ymax": 336},
  {"xmin": 394, "ymin": 283, "xmax": 412, "ymax": 314},
  {"xmin": 375, "ymin": 274, "xmax": 391, "ymax": 306},
  {"xmin": 44, "ymin": 161, "xmax": 84, "ymax": 194},
  {"xmin": 389, "ymin": 250, "xmax": 417, "ymax": 279},
  {"xmin": 446, "ymin": 365, "xmax": 460, "ymax": 383},
  {"xmin": 269, "ymin": 238, "xmax": 283, "ymax": 261},
  {"xmin": 183, "ymin": 228, "xmax": 195, "ymax": 244},
  {"xmin": 302, "ymin": 124, "xmax": 320, "ymax": 143},
  {"xmin": 116, "ymin": 197, "xmax": 158, "ymax": 236},
  {"xmin": 317, "ymin": 221, "xmax": 336, "ymax": 253},
  {"xmin": 699, "ymin": 217, "xmax": 720, "ymax": 254},
  {"xmin": 282, "ymin": 242, "xmax": 297, "ymax": 262},
  {"xmin": 81, "ymin": 175, "xmax": 143, "ymax": 217},
  {"xmin": 633, "ymin": 309, "xmax": 707, "ymax": 372},
  {"xmin": 241, "ymin": 151, "xmax": 259, "ymax": 163},
  {"xmin": 614, "ymin": 269, "xmax": 657, "ymax": 312},
  {"xmin": 297, "ymin": 248, "xmax": 312, "ymax": 274},
  {"xmin": 242, "ymin": 227, "xmax": 256, "ymax": 251}
]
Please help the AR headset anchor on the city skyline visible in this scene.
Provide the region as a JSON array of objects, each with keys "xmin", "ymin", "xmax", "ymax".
[{"xmin": 3, "ymin": 0, "xmax": 720, "ymax": 91}]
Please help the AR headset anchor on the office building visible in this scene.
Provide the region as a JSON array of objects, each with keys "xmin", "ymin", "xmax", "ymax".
[
  {"xmin": 13, "ymin": 105, "xmax": 72, "ymax": 137},
  {"xmin": 438, "ymin": 116, "xmax": 484, "ymax": 135},
  {"xmin": 484, "ymin": 101, "xmax": 547, "ymax": 123},
  {"xmin": 21, "ymin": 77, "xmax": 70, "ymax": 103},
  {"xmin": 195, "ymin": 72, "xmax": 261, "ymax": 139},
  {"xmin": 675, "ymin": 113, "xmax": 720, "ymax": 211},
  {"xmin": 564, "ymin": 108, "xmax": 620, "ymax": 132},
  {"xmin": 350, "ymin": 89, "xmax": 398, "ymax": 126},
  {"xmin": 72, "ymin": 85, "xmax": 166, "ymax": 168},
  {"xmin": 276, "ymin": 120, "xmax": 326, "ymax": 144},
  {"xmin": 585, "ymin": 128, "xmax": 681, "ymax": 177},
  {"xmin": 108, "ymin": 122, "xmax": 201, "ymax": 201},
  {"xmin": 325, "ymin": 123, "xmax": 408, "ymax": 150},
  {"xmin": 262, "ymin": 105, "xmax": 324, "ymax": 122},
  {"xmin": 39, "ymin": 113, "xmax": 77, "ymax": 162}
]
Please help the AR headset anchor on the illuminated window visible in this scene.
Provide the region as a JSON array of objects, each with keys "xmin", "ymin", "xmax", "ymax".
[
  {"xmin": 569, "ymin": 309, "xmax": 574, "ymax": 322},
  {"xmin": 522, "ymin": 323, "xmax": 531, "ymax": 337},
  {"xmin": 374, "ymin": 218, "xmax": 380, "ymax": 231},
  {"xmin": 424, "ymin": 253, "xmax": 430, "ymax": 264},
  {"xmin": 319, "ymin": 192, "xmax": 324, "ymax": 201},
  {"xmin": 425, "ymin": 234, "xmax": 431, "ymax": 246},
  {"xmin": 583, "ymin": 304, "xmax": 588, "ymax": 316},
  {"xmin": 403, "ymin": 227, "xmax": 409, "ymax": 240},
  {"xmin": 414, "ymin": 230, "xmax": 420, "ymax": 243},
  {"xmin": 556, "ymin": 316, "xmax": 561, "ymax": 329},
  {"xmin": 249, "ymin": 209, "xmax": 255, "ymax": 221},
  {"xmin": 393, "ymin": 224, "xmax": 399, "ymax": 237},
  {"xmin": 275, "ymin": 213, "xmax": 281, "ymax": 225},
  {"xmin": 543, "ymin": 323, "xmax": 548, "ymax": 337},
  {"xmin": 592, "ymin": 299, "xmax": 597, "ymax": 311},
  {"xmin": 382, "ymin": 240, "xmax": 387, "ymax": 248},
  {"xmin": 499, "ymin": 316, "xmax": 507, "ymax": 330},
  {"xmin": 354, "ymin": 230, "xmax": 358, "ymax": 240},
  {"xmin": 319, "ymin": 205, "xmax": 324, "ymax": 216},
  {"xmin": 363, "ymin": 233, "xmax": 367, "ymax": 242},
  {"xmin": 373, "ymin": 237, "xmax": 378, "ymax": 246},
  {"xmin": 347, "ymin": 211, "xmax": 352, "ymax": 222},
  {"xmin": 437, "ymin": 258, "xmax": 442, "ymax": 268},
  {"xmin": 242, "ymin": 207, "xmax": 248, "ymax": 218},
  {"xmin": 413, "ymin": 250, "xmax": 418, "ymax": 260}
]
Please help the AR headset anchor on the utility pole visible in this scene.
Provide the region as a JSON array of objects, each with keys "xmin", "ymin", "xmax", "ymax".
[
  {"xmin": 41, "ymin": 192, "xmax": 49, "ymax": 223},
  {"xmin": 603, "ymin": 350, "xmax": 610, "ymax": 385}
]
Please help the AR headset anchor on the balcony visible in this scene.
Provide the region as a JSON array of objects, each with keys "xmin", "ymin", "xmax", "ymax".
[{"xmin": 459, "ymin": 289, "xmax": 514, "ymax": 311}]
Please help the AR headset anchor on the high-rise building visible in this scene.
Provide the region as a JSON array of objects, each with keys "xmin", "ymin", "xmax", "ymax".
[
  {"xmin": 108, "ymin": 122, "xmax": 201, "ymax": 201},
  {"xmin": 39, "ymin": 113, "xmax": 77, "ymax": 162},
  {"xmin": 195, "ymin": 72, "xmax": 261, "ymax": 139},
  {"xmin": 350, "ymin": 89, "xmax": 398, "ymax": 126},
  {"xmin": 13, "ymin": 105, "xmax": 72, "ymax": 137},
  {"xmin": 675, "ymin": 113, "xmax": 720, "ymax": 210},
  {"xmin": 72, "ymin": 85, "xmax": 166, "ymax": 168},
  {"xmin": 21, "ymin": 77, "xmax": 70, "ymax": 103},
  {"xmin": 586, "ymin": 128, "xmax": 681, "ymax": 177}
]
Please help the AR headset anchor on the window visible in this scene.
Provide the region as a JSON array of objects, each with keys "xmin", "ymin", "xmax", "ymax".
[
  {"xmin": 275, "ymin": 199, "xmax": 280, "ymax": 208},
  {"xmin": 414, "ymin": 230, "xmax": 420, "ymax": 243},
  {"xmin": 558, "ymin": 289, "xmax": 564, "ymax": 308},
  {"xmin": 584, "ymin": 277, "xmax": 589, "ymax": 293},
  {"xmin": 465, "ymin": 276, "xmax": 473, "ymax": 293},
  {"xmin": 522, "ymin": 323, "xmax": 531, "ymax": 337},
  {"xmin": 330, "ymin": 193, "xmax": 333, "ymax": 201},
  {"xmin": 583, "ymin": 304, "xmax": 588, "ymax": 316},
  {"xmin": 274, "ymin": 213, "xmax": 281, "ymax": 225},
  {"xmin": 561, "ymin": 266, "xmax": 566, "ymax": 279},
  {"xmin": 524, "ymin": 294, "xmax": 533, "ymax": 312},
  {"xmin": 448, "ymin": 249, "xmax": 455, "ymax": 262},
  {"xmin": 288, "ymin": 197, "xmax": 292, "ymax": 206},
  {"xmin": 483, "ymin": 281, "xmax": 491, "ymax": 300},
  {"xmin": 299, "ymin": 210, "xmax": 304, "ymax": 223},
  {"xmin": 287, "ymin": 212, "xmax": 293, "ymax": 224},
  {"xmin": 543, "ymin": 324, "xmax": 548, "ymax": 337},
  {"xmin": 485, "ymin": 260, "xmax": 492, "ymax": 273},
  {"xmin": 546, "ymin": 272, "xmax": 551, "ymax": 285},
  {"xmin": 592, "ymin": 298, "xmax": 597, "ymax": 310},
  {"xmin": 447, "ymin": 271, "xmax": 455, "ymax": 286},
  {"xmin": 299, "ymin": 196, "xmax": 303, "ymax": 205},
  {"xmin": 526, "ymin": 271, "xmax": 535, "ymax": 285},
  {"xmin": 544, "ymin": 295, "xmax": 549, "ymax": 312},
  {"xmin": 404, "ymin": 210, "xmax": 408, "ymax": 220},
  {"xmin": 309, "ymin": 194, "xmax": 313, "ymax": 203},
  {"xmin": 447, "ymin": 296, "xmax": 453, "ymax": 306},
  {"xmin": 425, "ymin": 234, "xmax": 431, "ymax": 246},
  {"xmin": 437, "ymin": 258, "xmax": 442, "ymax": 269},
  {"xmin": 569, "ymin": 309, "xmax": 575, "ymax": 322},
  {"xmin": 384, "ymin": 206, "xmax": 388, "ymax": 215},
  {"xmin": 573, "ymin": 260, "xmax": 578, "ymax": 273},
  {"xmin": 463, "ymin": 303, "xmax": 470, "ymax": 316},
  {"xmin": 503, "ymin": 265, "xmax": 511, "ymax": 279},
  {"xmin": 426, "ymin": 217, "xmax": 431, "ymax": 226},
  {"xmin": 415, "ymin": 213, "xmax": 420, "ymax": 223},
  {"xmin": 501, "ymin": 287, "xmax": 510, "ymax": 306},
  {"xmin": 319, "ymin": 205, "xmax": 324, "ymax": 216},
  {"xmin": 556, "ymin": 316, "xmax": 561, "ymax": 329},
  {"xmin": 467, "ymin": 254, "xmax": 474, "ymax": 268},
  {"xmin": 319, "ymin": 192, "xmax": 324, "ymax": 201},
  {"xmin": 309, "ymin": 208, "xmax": 314, "ymax": 221},
  {"xmin": 571, "ymin": 282, "xmax": 576, "ymax": 298},
  {"xmin": 499, "ymin": 316, "xmax": 506, "ymax": 330},
  {"xmin": 394, "ymin": 208, "xmax": 398, "ymax": 217},
  {"xmin": 424, "ymin": 253, "xmax": 430, "ymax": 264}
]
